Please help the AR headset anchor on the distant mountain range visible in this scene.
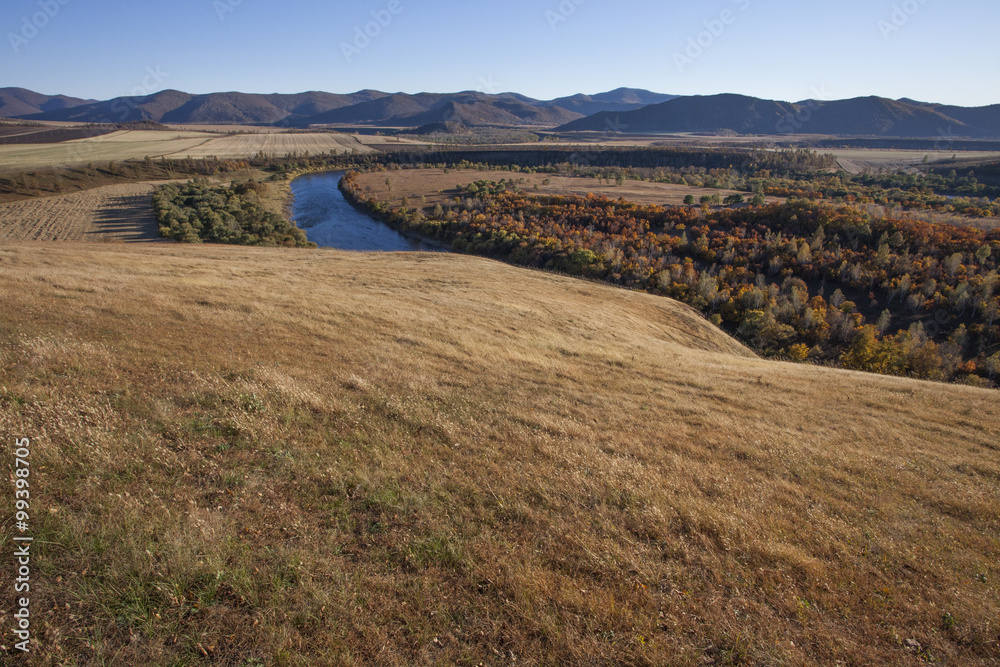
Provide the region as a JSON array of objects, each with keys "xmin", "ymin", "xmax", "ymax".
[
  {"xmin": 557, "ymin": 94, "xmax": 1000, "ymax": 138},
  {"xmin": 2, "ymin": 87, "xmax": 998, "ymax": 138},
  {"xmin": 0, "ymin": 87, "xmax": 670, "ymax": 129}
]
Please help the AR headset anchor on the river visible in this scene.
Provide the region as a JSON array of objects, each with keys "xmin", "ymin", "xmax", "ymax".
[{"xmin": 290, "ymin": 171, "xmax": 446, "ymax": 252}]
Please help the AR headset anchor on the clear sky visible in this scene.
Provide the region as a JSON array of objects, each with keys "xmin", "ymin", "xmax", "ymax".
[{"xmin": 2, "ymin": 0, "xmax": 998, "ymax": 106}]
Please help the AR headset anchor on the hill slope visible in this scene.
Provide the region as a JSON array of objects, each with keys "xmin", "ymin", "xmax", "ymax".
[
  {"xmin": 546, "ymin": 87, "xmax": 678, "ymax": 116},
  {"xmin": 26, "ymin": 89, "xmax": 197, "ymax": 123},
  {"xmin": 0, "ymin": 87, "xmax": 94, "ymax": 117},
  {"xmin": 304, "ymin": 92, "xmax": 584, "ymax": 127},
  {"xmin": 1, "ymin": 242, "xmax": 997, "ymax": 665}
]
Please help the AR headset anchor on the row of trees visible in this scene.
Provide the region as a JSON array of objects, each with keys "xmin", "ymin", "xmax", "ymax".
[{"xmin": 341, "ymin": 170, "xmax": 1000, "ymax": 386}]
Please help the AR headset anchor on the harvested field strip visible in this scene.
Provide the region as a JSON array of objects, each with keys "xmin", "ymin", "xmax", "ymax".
[
  {"xmin": 164, "ymin": 132, "xmax": 374, "ymax": 158},
  {"xmin": 65, "ymin": 130, "xmax": 218, "ymax": 143},
  {"xmin": 0, "ymin": 136, "xmax": 215, "ymax": 171},
  {"xmin": 0, "ymin": 182, "xmax": 168, "ymax": 242},
  {"xmin": 0, "ymin": 127, "xmax": 118, "ymax": 145}
]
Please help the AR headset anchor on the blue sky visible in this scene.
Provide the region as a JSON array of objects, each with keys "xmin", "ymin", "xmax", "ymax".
[{"xmin": 2, "ymin": 0, "xmax": 998, "ymax": 105}]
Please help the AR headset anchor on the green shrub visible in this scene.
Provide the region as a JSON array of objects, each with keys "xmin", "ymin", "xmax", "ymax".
[{"xmin": 153, "ymin": 179, "xmax": 315, "ymax": 248}]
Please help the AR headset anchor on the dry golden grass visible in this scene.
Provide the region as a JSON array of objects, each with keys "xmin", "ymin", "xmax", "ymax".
[
  {"xmin": 0, "ymin": 134, "xmax": 217, "ymax": 172},
  {"xmin": 358, "ymin": 168, "xmax": 783, "ymax": 209},
  {"xmin": 164, "ymin": 133, "xmax": 374, "ymax": 160},
  {"xmin": 828, "ymin": 150, "xmax": 1000, "ymax": 174},
  {"xmin": 62, "ymin": 130, "xmax": 217, "ymax": 144},
  {"xmin": 0, "ymin": 242, "xmax": 998, "ymax": 665},
  {"xmin": 0, "ymin": 131, "xmax": 371, "ymax": 172}
]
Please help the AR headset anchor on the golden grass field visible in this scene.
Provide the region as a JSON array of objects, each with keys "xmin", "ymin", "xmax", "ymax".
[
  {"xmin": 0, "ymin": 130, "xmax": 372, "ymax": 172},
  {"xmin": 0, "ymin": 133, "xmax": 215, "ymax": 171},
  {"xmin": 357, "ymin": 168, "xmax": 782, "ymax": 209},
  {"xmin": 827, "ymin": 150, "xmax": 1000, "ymax": 174},
  {"xmin": 0, "ymin": 241, "xmax": 997, "ymax": 665},
  {"xmin": 162, "ymin": 133, "xmax": 374, "ymax": 159}
]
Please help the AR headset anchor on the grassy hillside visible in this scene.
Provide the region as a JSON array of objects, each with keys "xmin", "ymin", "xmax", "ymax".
[{"xmin": 0, "ymin": 242, "xmax": 998, "ymax": 665}]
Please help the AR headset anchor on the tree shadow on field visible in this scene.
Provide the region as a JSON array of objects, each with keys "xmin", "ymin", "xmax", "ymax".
[{"xmin": 88, "ymin": 193, "xmax": 171, "ymax": 243}]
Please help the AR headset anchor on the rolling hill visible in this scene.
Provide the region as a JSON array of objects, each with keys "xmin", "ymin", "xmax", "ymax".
[
  {"xmin": 800, "ymin": 97, "xmax": 986, "ymax": 137},
  {"xmin": 558, "ymin": 94, "xmax": 1000, "ymax": 137},
  {"xmin": 23, "ymin": 89, "xmax": 199, "ymax": 124},
  {"xmin": 0, "ymin": 87, "xmax": 95, "ymax": 117},
  {"xmin": 1, "ymin": 240, "xmax": 997, "ymax": 664},
  {"xmin": 302, "ymin": 91, "xmax": 584, "ymax": 127},
  {"xmin": 395, "ymin": 98, "xmax": 583, "ymax": 128},
  {"xmin": 545, "ymin": 87, "xmax": 678, "ymax": 116}
]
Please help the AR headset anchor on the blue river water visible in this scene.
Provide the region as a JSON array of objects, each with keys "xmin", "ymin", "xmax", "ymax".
[{"xmin": 290, "ymin": 171, "xmax": 445, "ymax": 252}]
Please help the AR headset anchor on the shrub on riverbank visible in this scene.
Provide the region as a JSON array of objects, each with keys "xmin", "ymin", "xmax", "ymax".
[{"xmin": 153, "ymin": 179, "xmax": 315, "ymax": 247}]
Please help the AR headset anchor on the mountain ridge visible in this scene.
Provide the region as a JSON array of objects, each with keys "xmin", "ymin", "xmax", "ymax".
[
  {"xmin": 557, "ymin": 93, "xmax": 1000, "ymax": 138},
  {"xmin": 4, "ymin": 87, "xmax": 999, "ymax": 137},
  {"xmin": 2, "ymin": 87, "xmax": 671, "ymax": 128}
]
